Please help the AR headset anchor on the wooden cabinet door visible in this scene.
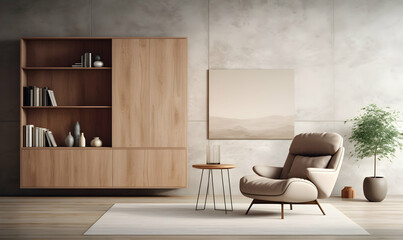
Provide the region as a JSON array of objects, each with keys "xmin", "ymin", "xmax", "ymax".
[
  {"xmin": 113, "ymin": 149, "xmax": 187, "ymax": 188},
  {"xmin": 112, "ymin": 39, "xmax": 150, "ymax": 147},
  {"xmin": 20, "ymin": 150, "xmax": 112, "ymax": 188},
  {"xmin": 149, "ymin": 39, "xmax": 187, "ymax": 147}
]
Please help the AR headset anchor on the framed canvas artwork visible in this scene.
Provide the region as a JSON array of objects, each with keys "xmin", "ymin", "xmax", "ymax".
[{"xmin": 208, "ymin": 69, "xmax": 294, "ymax": 139}]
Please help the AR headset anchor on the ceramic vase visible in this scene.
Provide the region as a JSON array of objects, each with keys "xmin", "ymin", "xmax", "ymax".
[
  {"xmin": 65, "ymin": 132, "xmax": 74, "ymax": 147},
  {"xmin": 79, "ymin": 133, "xmax": 86, "ymax": 147},
  {"xmin": 90, "ymin": 137, "xmax": 103, "ymax": 147},
  {"xmin": 73, "ymin": 121, "xmax": 80, "ymax": 147},
  {"xmin": 341, "ymin": 186, "xmax": 355, "ymax": 199}
]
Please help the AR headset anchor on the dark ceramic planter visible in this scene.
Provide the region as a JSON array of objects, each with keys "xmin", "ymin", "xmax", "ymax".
[{"xmin": 363, "ymin": 177, "xmax": 387, "ymax": 202}]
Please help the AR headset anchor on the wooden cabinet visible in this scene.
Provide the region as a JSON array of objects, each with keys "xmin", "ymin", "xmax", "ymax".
[
  {"xmin": 21, "ymin": 149, "xmax": 112, "ymax": 188},
  {"xmin": 20, "ymin": 37, "xmax": 188, "ymax": 189},
  {"xmin": 112, "ymin": 39, "xmax": 150, "ymax": 147},
  {"xmin": 112, "ymin": 39, "xmax": 187, "ymax": 148},
  {"xmin": 112, "ymin": 149, "xmax": 187, "ymax": 188},
  {"xmin": 149, "ymin": 39, "xmax": 187, "ymax": 147}
]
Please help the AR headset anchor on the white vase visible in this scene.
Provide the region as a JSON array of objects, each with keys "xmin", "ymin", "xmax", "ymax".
[
  {"xmin": 79, "ymin": 133, "xmax": 86, "ymax": 147},
  {"xmin": 93, "ymin": 61, "xmax": 104, "ymax": 67},
  {"xmin": 90, "ymin": 137, "xmax": 103, "ymax": 147}
]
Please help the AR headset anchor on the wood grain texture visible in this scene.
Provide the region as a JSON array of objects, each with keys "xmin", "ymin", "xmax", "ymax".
[
  {"xmin": 1, "ymin": 196, "xmax": 403, "ymax": 239},
  {"xmin": 25, "ymin": 108, "xmax": 112, "ymax": 147},
  {"xmin": 113, "ymin": 149, "xmax": 187, "ymax": 188},
  {"xmin": 25, "ymin": 69, "xmax": 111, "ymax": 106},
  {"xmin": 22, "ymin": 37, "xmax": 186, "ymax": 40},
  {"xmin": 25, "ymin": 39, "xmax": 112, "ymax": 67},
  {"xmin": 149, "ymin": 39, "xmax": 188, "ymax": 147},
  {"xmin": 20, "ymin": 150, "xmax": 112, "ymax": 188},
  {"xmin": 22, "ymin": 106, "xmax": 111, "ymax": 109},
  {"xmin": 20, "ymin": 37, "xmax": 188, "ymax": 189},
  {"xmin": 23, "ymin": 67, "xmax": 112, "ymax": 70},
  {"xmin": 112, "ymin": 39, "xmax": 150, "ymax": 147},
  {"xmin": 192, "ymin": 164, "xmax": 236, "ymax": 169}
]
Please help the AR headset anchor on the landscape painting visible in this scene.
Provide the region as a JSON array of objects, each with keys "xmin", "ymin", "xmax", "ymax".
[{"xmin": 208, "ymin": 69, "xmax": 294, "ymax": 139}]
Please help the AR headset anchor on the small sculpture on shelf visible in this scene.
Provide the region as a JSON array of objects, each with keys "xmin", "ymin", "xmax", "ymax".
[
  {"xmin": 73, "ymin": 121, "xmax": 80, "ymax": 147},
  {"xmin": 65, "ymin": 132, "xmax": 74, "ymax": 147},
  {"xmin": 90, "ymin": 137, "xmax": 103, "ymax": 147},
  {"xmin": 79, "ymin": 133, "xmax": 86, "ymax": 147},
  {"xmin": 93, "ymin": 55, "xmax": 104, "ymax": 67}
]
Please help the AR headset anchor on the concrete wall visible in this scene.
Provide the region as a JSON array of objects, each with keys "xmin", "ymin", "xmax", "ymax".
[{"xmin": 1, "ymin": 0, "xmax": 403, "ymax": 196}]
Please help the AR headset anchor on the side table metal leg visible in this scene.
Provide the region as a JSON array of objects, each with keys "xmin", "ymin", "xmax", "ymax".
[
  {"xmin": 203, "ymin": 169, "xmax": 211, "ymax": 209},
  {"xmin": 195, "ymin": 169, "xmax": 204, "ymax": 210},
  {"xmin": 210, "ymin": 169, "xmax": 216, "ymax": 210},
  {"xmin": 221, "ymin": 169, "xmax": 227, "ymax": 214},
  {"xmin": 227, "ymin": 169, "xmax": 233, "ymax": 211}
]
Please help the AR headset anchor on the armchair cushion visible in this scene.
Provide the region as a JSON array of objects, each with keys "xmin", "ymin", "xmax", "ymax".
[
  {"xmin": 287, "ymin": 155, "xmax": 331, "ymax": 179},
  {"xmin": 240, "ymin": 175, "xmax": 318, "ymax": 203},
  {"xmin": 253, "ymin": 166, "xmax": 282, "ymax": 179}
]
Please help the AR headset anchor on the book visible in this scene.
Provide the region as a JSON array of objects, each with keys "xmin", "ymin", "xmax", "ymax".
[
  {"xmin": 33, "ymin": 127, "xmax": 40, "ymax": 147},
  {"xmin": 23, "ymin": 87, "xmax": 29, "ymax": 106},
  {"xmin": 42, "ymin": 87, "xmax": 49, "ymax": 106},
  {"xmin": 29, "ymin": 87, "xmax": 33, "ymax": 106},
  {"xmin": 47, "ymin": 131, "xmax": 57, "ymax": 147},
  {"xmin": 39, "ymin": 88, "xmax": 43, "ymax": 106},
  {"xmin": 45, "ymin": 131, "xmax": 53, "ymax": 147},
  {"xmin": 48, "ymin": 90, "xmax": 58, "ymax": 106},
  {"xmin": 84, "ymin": 52, "xmax": 92, "ymax": 67},
  {"xmin": 24, "ymin": 125, "xmax": 33, "ymax": 147},
  {"xmin": 33, "ymin": 86, "xmax": 38, "ymax": 106},
  {"xmin": 41, "ymin": 128, "xmax": 47, "ymax": 147}
]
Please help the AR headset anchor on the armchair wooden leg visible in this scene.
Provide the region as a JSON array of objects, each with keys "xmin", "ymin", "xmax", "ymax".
[
  {"xmin": 290, "ymin": 204, "xmax": 293, "ymax": 210},
  {"xmin": 245, "ymin": 200, "xmax": 254, "ymax": 215},
  {"xmin": 315, "ymin": 200, "xmax": 326, "ymax": 215},
  {"xmin": 281, "ymin": 203, "xmax": 284, "ymax": 219}
]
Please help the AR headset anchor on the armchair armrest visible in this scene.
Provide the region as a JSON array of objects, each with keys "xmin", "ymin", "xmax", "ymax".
[
  {"xmin": 253, "ymin": 165, "xmax": 283, "ymax": 179},
  {"xmin": 306, "ymin": 168, "xmax": 339, "ymax": 198}
]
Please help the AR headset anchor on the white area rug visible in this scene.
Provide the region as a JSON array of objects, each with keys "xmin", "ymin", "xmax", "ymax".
[{"xmin": 85, "ymin": 203, "xmax": 369, "ymax": 235}]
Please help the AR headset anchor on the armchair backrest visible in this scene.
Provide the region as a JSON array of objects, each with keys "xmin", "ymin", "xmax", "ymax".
[{"xmin": 280, "ymin": 133, "xmax": 344, "ymax": 198}]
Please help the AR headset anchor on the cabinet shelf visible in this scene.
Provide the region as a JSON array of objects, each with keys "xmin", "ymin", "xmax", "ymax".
[
  {"xmin": 23, "ymin": 67, "xmax": 111, "ymax": 70},
  {"xmin": 22, "ymin": 106, "xmax": 112, "ymax": 109}
]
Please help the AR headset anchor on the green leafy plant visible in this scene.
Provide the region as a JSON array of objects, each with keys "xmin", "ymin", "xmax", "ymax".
[{"xmin": 345, "ymin": 104, "xmax": 403, "ymax": 177}]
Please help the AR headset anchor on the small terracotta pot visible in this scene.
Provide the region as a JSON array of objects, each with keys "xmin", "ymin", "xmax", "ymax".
[
  {"xmin": 363, "ymin": 177, "xmax": 387, "ymax": 202},
  {"xmin": 341, "ymin": 186, "xmax": 355, "ymax": 199}
]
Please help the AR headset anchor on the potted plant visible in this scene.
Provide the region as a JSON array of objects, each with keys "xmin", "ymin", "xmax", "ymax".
[{"xmin": 345, "ymin": 104, "xmax": 402, "ymax": 202}]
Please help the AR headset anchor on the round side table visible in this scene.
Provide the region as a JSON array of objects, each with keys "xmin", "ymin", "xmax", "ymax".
[{"xmin": 192, "ymin": 164, "xmax": 236, "ymax": 214}]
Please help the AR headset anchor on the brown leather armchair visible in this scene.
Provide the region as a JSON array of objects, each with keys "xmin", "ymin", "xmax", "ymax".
[{"xmin": 240, "ymin": 132, "xmax": 344, "ymax": 219}]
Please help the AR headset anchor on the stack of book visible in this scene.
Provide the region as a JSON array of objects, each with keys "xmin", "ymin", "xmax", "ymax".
[
  {"xmin": 24, "ymin": 125, "xmax": 57, "ymax": 147},
  {"xmin": 72, "ymin": 53, "xmax": 92, "ymax": 67},
  {"xmin": 23, "ymin": 86, "xmax": 57, "ymax": 106}
]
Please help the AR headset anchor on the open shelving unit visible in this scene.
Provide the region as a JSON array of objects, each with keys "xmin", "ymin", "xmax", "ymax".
[
  {"xmin": 20, "ymin": 38, "xmax": 112, "ymax": 148},
  {"xmin": 20, "ymin": 37, "xmax": 188, "ymax": 189}
]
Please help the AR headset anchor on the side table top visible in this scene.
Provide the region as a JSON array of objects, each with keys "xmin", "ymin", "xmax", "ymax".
[{"xmin": 192, "ymin": 164, "xmax": 236, "ymax": 169}]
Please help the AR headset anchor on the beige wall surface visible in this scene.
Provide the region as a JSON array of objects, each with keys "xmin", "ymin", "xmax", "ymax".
[{"xmin": 1, "ymin": 0, "xmax": 403, "ymax": 196}]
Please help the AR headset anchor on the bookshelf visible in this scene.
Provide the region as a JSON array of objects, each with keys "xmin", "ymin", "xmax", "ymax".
[
  {"xmin": 20, "ymin": 38, "xmax": 112, "ymax": 148},
  {"xmin": 20, "ymin": 37, "xmax": 188, "ymax": 189}
]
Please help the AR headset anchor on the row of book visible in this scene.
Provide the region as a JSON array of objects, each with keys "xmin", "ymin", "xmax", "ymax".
[
  {"xmin": 24, "ymin": 125, "xmax": 58, "ymax": 147},
  {"xmin": 23, "ymin": 86, "xmax": 57, "ymax": 106},
  {"xmin": 72, "ymin": 52, "xmax": 92, "ymax": 67}
]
